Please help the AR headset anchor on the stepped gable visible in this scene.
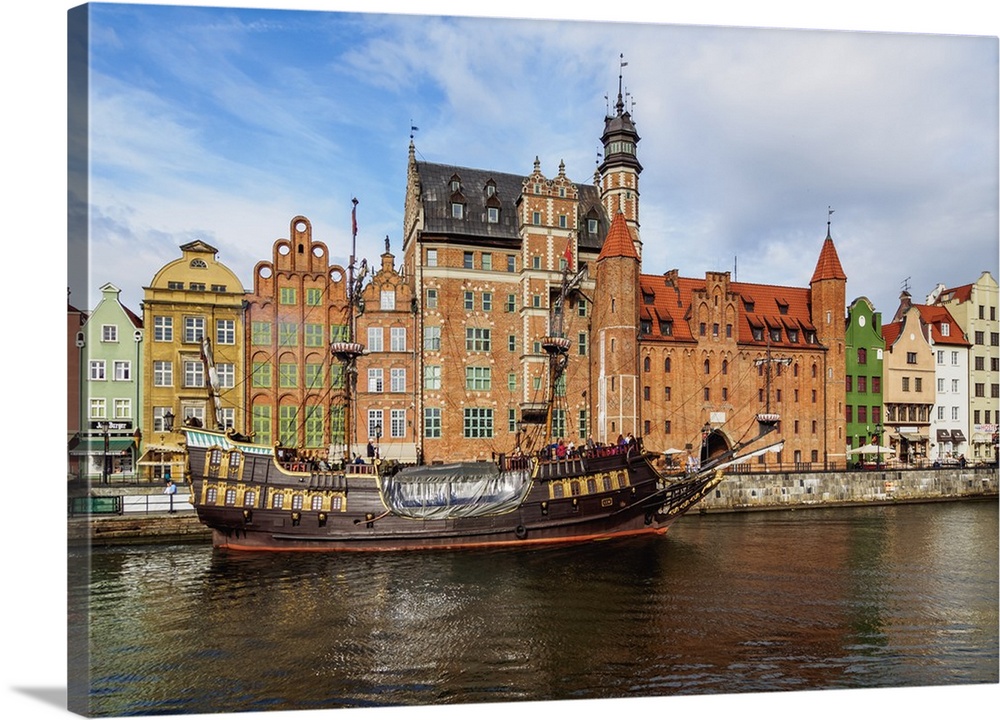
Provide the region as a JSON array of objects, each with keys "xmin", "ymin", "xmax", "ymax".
[
  {"xmin": 597, "ymin": 211, "xmax": 639, "ymax": 261},
  {"xmin": 637, "ymin": 270, "xmax": 816, "ymax": 349},
  {"xmin": 413, "ymin": 160, "xmax": 608, "ymax": 252},
  {"xmin": 809, "ymin": 231, "xmax": 847, "ymax": 284}
]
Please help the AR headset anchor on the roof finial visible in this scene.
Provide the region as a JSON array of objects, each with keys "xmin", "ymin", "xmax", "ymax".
[
  {"xmin": 827, "ymin": 205, "xmax": 834, "ymax": 239},
  {"xmin": 616, "ymin": 54, "xmax": 628, "ymax": 115}
]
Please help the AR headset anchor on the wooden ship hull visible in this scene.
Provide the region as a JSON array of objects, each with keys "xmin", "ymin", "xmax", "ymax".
[{"xmin": 181, "ymin": 424, "xmax": 780, "ymax": 552}]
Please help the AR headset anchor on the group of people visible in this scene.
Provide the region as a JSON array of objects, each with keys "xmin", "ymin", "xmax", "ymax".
[{"xmin": 543, "ymin": 433, "xmax": 639, "ymax": 461}]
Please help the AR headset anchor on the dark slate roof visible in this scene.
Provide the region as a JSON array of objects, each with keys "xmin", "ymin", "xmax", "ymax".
[{"xmin": 414, "ymin": 161, "xmax": 608, "ymax": 252}]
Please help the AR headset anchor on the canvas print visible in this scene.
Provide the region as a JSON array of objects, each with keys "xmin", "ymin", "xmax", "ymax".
[{"xmin": 60, "ymin": 1, "xmax": 997, "ymax": 718}]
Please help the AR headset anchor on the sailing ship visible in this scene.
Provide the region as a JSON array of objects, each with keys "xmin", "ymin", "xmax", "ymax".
[{"xmin": 181, "ymin": 207, "xmax": 784, "ymax": 552}]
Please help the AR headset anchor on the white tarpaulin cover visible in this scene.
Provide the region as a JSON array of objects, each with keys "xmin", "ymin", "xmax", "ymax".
[{"xmin": 378, "ymin": 462, "xmax": 532, "ymax": 519}]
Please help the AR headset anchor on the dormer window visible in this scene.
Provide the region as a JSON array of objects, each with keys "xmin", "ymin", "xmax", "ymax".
[
  {"xmin": 450, "ymin": 175, "xmax": 461, "ymax": 192},
  {"xmin": 485, "ymin": 180, "xmax": 496, "ymax": 197},
  {"xmin": 743, "ymin": 299, "xmax": 755, "ymax": 312},
  {"xmin": 451, "ymin": 202, "xmax": 464, "ymax": 219},
  {"xmin": 642, "ymin": 292, "xmax": 654, "ymax": 305},
  {"xmin": 588, "ymin": 218, "xmax": 599, "ymax": 234},
  {"xmin": 190, "ymin": 259, "xmax": 207, "ymax": 268},
  {"xmin": 487, "ymin": 207, "xmax": 499, "ymax": 223},
  {"xmin": 941, "ymin": 322, "xmax": 950, "ymax": 336},
  {"xmin": 777, "ymin": 300, "xmax": 789, "ymax": 315}
]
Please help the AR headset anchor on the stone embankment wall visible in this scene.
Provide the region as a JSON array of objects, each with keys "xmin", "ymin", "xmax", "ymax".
[{"xmin": 699, "ymin": 467, "xmax": 998, "ymax": 513}]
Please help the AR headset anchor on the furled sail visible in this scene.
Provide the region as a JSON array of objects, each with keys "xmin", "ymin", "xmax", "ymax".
[{"xmin": 377, "ymin": 462, "xmax": 532, "ymax": 520}]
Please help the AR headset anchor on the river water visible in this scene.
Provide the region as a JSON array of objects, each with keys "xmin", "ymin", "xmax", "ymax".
[{"xmin": 68, "ymin": 501, "xmax": 998, "ymax": 717}]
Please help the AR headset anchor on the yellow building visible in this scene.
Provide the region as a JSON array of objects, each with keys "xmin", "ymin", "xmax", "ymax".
[{"xmin": 139, "ymin": 240, "xmax": 245, "ymax": 481}]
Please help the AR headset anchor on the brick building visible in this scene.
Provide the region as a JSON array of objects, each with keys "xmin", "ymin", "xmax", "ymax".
[{"xmin": 393, "ymin": 82, "xmax": 848, "ymax": 467}]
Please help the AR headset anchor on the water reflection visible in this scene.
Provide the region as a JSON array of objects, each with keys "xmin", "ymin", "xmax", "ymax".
[{"xmin": 71, "ymin": 502, "xmax": 998, "ymax": 716}]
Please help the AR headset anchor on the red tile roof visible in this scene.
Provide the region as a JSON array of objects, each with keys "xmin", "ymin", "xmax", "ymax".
[
  {"xmin": 913, "ymin": 303, "xmax": 970, "ymax": 346},
  {"xmin": 597, "ymin": 212, "xmax": 639, "ymax": 261},
  {"xmin": 810, "ymin": 234, "xmax": 847, "ymax": 284},
  {"xmin": 638, "ymin": 271, "xmax": 818, "ymax": 349}
]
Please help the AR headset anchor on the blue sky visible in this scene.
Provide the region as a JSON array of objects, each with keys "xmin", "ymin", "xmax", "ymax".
[{"xmin": 63, "ymin": 1, "xmax": 998, "ymax": 322}]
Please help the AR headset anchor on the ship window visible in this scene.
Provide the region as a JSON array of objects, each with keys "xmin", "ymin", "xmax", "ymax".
[
  {"xmin": 224, "ymin": 489, "xmax": 237, "ymax": 506},
  {"xmin": 602, "ymin": 475, "xmax": 613, "ymax": 491},
  {"xmin": 206, "ymin": 487, "xmax": 218, "ymax": 504},
  {"xmin": 244, "ymin": 490, "xmax": 256, "ymax": 508},
  {"xmin": 292, "ymin": 495, "xmax": 304, "ymax": 510},
  {"xmin": 617, "ymin": 472, "xmax": 629, "ymax": 489},
  {"xmin": 331, "ymin": 496, "xmax": 343, "ymax": 511},
  {"xmin": 311, "ymin": 496, "xmax": 323, "ymax": 511},
  {"xmin": 553, "ymin": 483, "xmax": 565, "ymax": 499},
  {"xmin": 587, "ymin": 478, "xmax": 597, "ymax": 494},
  {"xmin": 272, "ymin": 493, "xmax": 285, "ymax": 509},
  {"xmin": 570, "ymin": 481, "xmax": 581, "ymax": 496},
  {"xmin": 228, "ymin": 451, "xmax": 241, "ymax": 471}
]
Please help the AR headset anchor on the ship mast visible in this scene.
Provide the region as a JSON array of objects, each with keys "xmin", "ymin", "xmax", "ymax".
[
  {"xmin": 540, "ymin": 251, "xmax": 587, "ymax": 442},
  {"xmin": 331, "ymin": 198, "xmax": 367, "ymax": 465}
]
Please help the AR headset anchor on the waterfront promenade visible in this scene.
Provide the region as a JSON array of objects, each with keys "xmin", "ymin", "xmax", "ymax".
[{"xmin": 67, "ymin": 465, "xmax": 997, "ymax": 546}]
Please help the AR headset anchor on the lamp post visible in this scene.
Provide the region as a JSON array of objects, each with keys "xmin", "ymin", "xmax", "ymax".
[
  {"xmin": 875, "ymin": 421, "xmax": 884, "ymax": 469},
  {"xmin": 374, "ymin": 422, "xmax": 382, "ymax": 459},
  {"xmin": 162, "ymin": 410, "xmax": 175, "ymax": 482},
  {"xmin": 101, "ymin": 421, "xmax": 110, "ymax": 485}
]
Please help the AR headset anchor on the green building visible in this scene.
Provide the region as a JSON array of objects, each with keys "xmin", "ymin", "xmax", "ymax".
[
  {"xmin": 71, "ymin": 282, "xmax": 143, "ymax": 482},
  {"xmin": 844, "ymin": 296, "xmax": 886, "ymax": 463}
]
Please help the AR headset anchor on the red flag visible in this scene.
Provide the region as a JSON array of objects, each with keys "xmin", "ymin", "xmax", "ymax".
[
  {"xmin": 563, "ymin": 238, "xmax": 573, "ymax": 269},
  {"xmin": 351, "ymin": 198, "xmax": 358, "ymax": 238}
]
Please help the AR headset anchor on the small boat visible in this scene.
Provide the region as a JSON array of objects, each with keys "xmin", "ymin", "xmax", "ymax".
[{"xmin": 181, "ymin": 207, "xmax": 783, "ymax": 552}]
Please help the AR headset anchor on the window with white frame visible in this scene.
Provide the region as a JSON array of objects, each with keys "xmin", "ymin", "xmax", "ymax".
[
  {"xmin": 89, "ymin": 360, "xmax": 106, "ymax": 381},
  {"xmin": 184, "ymin": 360, "xmax": 205, "ymax": 388},
  {"xmin": 153, "ymin": 360, "xmax": 173, "ymax": 387},
  {"xmin": 367, "ymin": 327, "xmax": 383, "ymax": 352},
  {"xmin": 113, "ymin": 360, "xmax": 131, "ymax": 381},
  {"xmin": 216, "ymin": 319, "xmax": 236, "ymax": 345},
  {"xmin": 951, "ymin": 351, "xmax": 959, "ymax": 365},
  {"xmin": 424, "ymin": 326, "xmax": 441, "ymax": 351},
  {"xmin": 390, "ymin": 409, "xmax": 406, "ymax": 438},
  {"xmin": 184, "ymin": 316, "xmax": 206, "ymax": 343},
  {"xmin": 184, "ymin": 406, "xmax": 206, "ymax": 427},
  {"xmin": 102, "ymin": 324, "xmax": 118, "ymax": 342},
  {"xmin": 368, "ymin": 368, "xmax": 384, "ymax": 393},
  {"xmin": 952, "ymin": 406, "xmax": 960, "ymax": 421},
  {"xmin": 390, "ymin": 368, "xmax": 406, "ymax": 393},
  {"xmin": 114, "ymin": 398, "xmax": 131, "ymax": 419},
  {"xmin": 90, "ymin": 398, "xmax": 107, "ymax": 419},
  {"xmin": 217, "ymin": 363, "xmax": 235, "ymax": 389},
  {"xmin": 368, "ymin": 410, "xmax": 384, "ymax": 440},
  {"xmin": 424, "ymin": 365, "xmax": 441, "ymax": 390},
  {"xmin": 153, "ymin": 407, "xmax": 172, "ymax": 432},
  {"xmin": 937, "ymin": 406, "xmax": 945, "ymax": 420},
  {"xmin": 381, "ymin": 289, "xmax": 396, "ymax": 310},
  {"xmin": 426, "ymin": 288, "xmax": 438, "ymax": 309},
  {"xmin": 390, "ymin": 327, "xmax": 406, "ymax": 352},
  {"xmin": 153, "ymin": 316, "xmax": 173, "ymax": 341},
  {"xmin": 220, "ymin": 407, "xmax": 235, "ymax": 429},
  {"xmin": 426, "ymin": 248, "xmax": 437, "ymax": 266},
  {"xmin": 952, "ymin": 379, "xmax": 960, "ymax": 393}
]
